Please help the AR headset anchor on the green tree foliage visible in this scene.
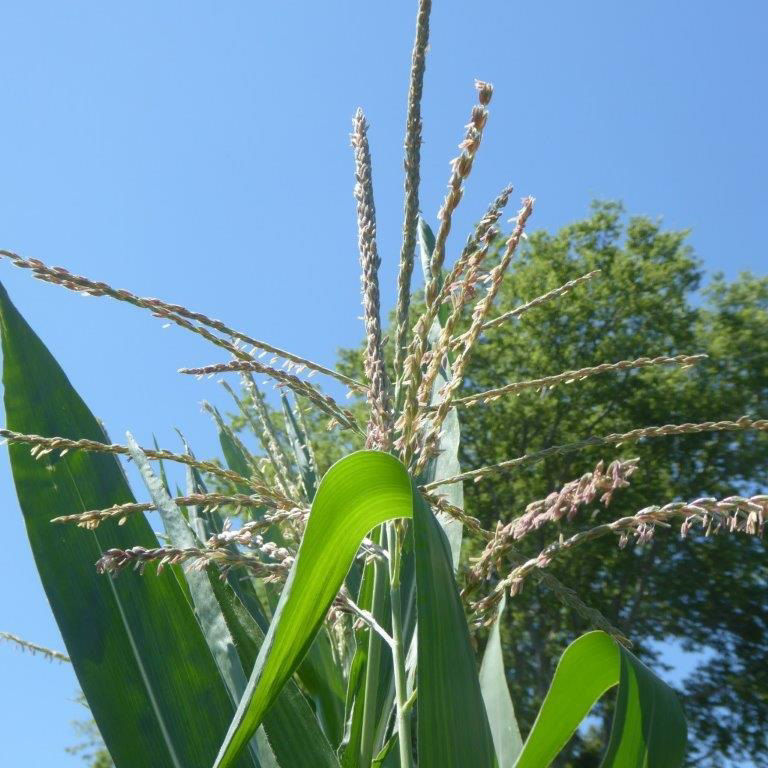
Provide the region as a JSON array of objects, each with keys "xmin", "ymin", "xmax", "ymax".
[
  {"xmin": 67, "ymin": 694, "xmax": 114, "ymax": 768},
  {"xmin": 332, "ymin": 201, "xmax": 767, "ymax": 767}
]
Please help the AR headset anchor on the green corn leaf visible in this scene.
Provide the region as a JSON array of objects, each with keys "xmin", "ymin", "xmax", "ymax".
[
  {"xmin": 208, "ymin": 567, "xmax": 341, "ymax": 768},
  {"xmin": 177, "ymin": 429, "xmax": 217, "ymax": 541},
  {"xmin": 412, "ymin": 489, "xmax": 496, "ymax": 768},
  {"xmin": 513, "ymin": 631, "xmax": 687, "ymax": 768},
  {"xmin": 479, "ymin": 596, "xmax": 523, "ymax": 767},
  {"xmin": 280, "ymin": 392, "xmax": 316, "ymax": 499},
  {"xmin": 152, "ymin": 434, "xmax": 172, "ymax": 497},
  {"xmin": 338, "ymin": 545, "xmax": 380, "ymax": 768},
  {"xmin": 278, "ymin": 395, "xmax": 349, "ymax": 743},
  {"xmin": 213, "ymin": 451, "xmax": 413, "ymax": 768},
  {"xmin": 217, "ymin": 423, "xmax": 254, "ymax": 491},
  {"xmin": 0, "ymin": 283, "xmax": 248, "ymax": 768},
  {"xmin": 176, "ymin": 430, "xmax": 273, "ymax": 631},
  {"xmin": 126, "ymin": 435, "xmax": 267, "ymax": 768},
  {"xmin": 371, "ymin": 734, "xmax": 399, "ymax": 767},
  {"xmin": 418, "ymin": 229, "xmax": 464, "ymax": 569},
  {"xmin": 296, "ymin": 628, "xmax": 346, "ymax": 748},
  {"xmin": 262, "ymin": 573, "xmax": 346, "ymax": 749},
  {"xmin": 418, "ymin": 216, "xmax": 436, "ymax": 283}
]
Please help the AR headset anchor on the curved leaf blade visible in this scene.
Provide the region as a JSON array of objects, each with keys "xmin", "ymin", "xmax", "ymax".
[
  {"xmin": 214, "ymin": 451, "xmax": 413, "ymax": 768},
  {"xmin": 602, "ymin": 643, "xmax": 687, "ymax": 767},
  {"xmin": 513, "ymin": 631, "xmax": 686, "ymax": 768}
]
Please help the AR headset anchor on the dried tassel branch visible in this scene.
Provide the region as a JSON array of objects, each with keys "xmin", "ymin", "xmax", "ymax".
[
  {"xmin": 0, "ymin": 249, "xmax": 364, "ymax": 392},
  {"xmin": 418, "ymin": 225, "xmax": 499, "ymax": 406},
  {"xmin": 394, "ymin": 0, "xmax": 433, "ymax": 390},
  {"xmin": 0, "ymin": 631, "xmax": 70, "ymax": 663},
  {"xmin": 414, "ymin": 196, "xmax": 535, "ymax": 472},
  {"xmin": 451, "ymin": 354, "xmax": 707, "ymax": 408},
  {"xmin": 451, "ymin": 269, "xmax": 602, "ymax": 346},
  {"xmin": 479, "ymin": 494, "xmax": 768, "ymax": 605},
  {"xmin": 52, "ymin": 496, "xmax": 306, "ymax": 530},
  {"xmin": 423, "ymin": 416, "xmax": 768, "ymax": 488},
  {"xmin": 427, "ymin": 490, "xmax": 630, "ymax": 644},
  {"xmin": 178, "ymin": 359, "xmax": 363, "ymax": 435},
  {"xmin": 206, "ymin": 510, "xmax": 307, "ymax": 549},
  {"xmin": 425, "ymin": 80, "xmax": 493, "ymax": 312},
  {"xmin": 0, "ymin": 428, "xmax": 297, "ymax": 505},
  {"xmin": 96, "ymin": 545, "xmax": 293, "ymax": 580},
  {"xmin": 435, "ymin": 183, "xmax": 513, "ymax": 309},
  {"xmin": 206, "ymin": 519, "xmax": 295, "ymax": 560},
  {"xmin": 468, "ymin": 458, "xmax": 639, "ymax": 587},
  {"xmin": 398, "ymin": 83, "xmax": 497, "ymax": 464},
  {"xmin": 352, "ymin": 109, "xmax": 392, "ymax": 450}
]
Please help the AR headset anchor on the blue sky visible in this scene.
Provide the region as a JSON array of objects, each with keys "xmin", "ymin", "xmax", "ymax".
[{"xmin": 0, "ymin": 1, "xmax": 765, "ymax": 764}]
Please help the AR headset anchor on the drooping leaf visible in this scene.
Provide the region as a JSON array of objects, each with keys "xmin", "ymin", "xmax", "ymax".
[
  {"xmin": 278, "ymin": 396, "xmax": 345, "ymax": 747},
  {"xmin": 0, "ymin": 283, "xmax": 247, "ymax": 768},
  {"xmin": 513, "ymin": 631, "xmax": 687, "ymax": 768},
  {"xmin": 412, "ymin": 490, "xmax": 496, "ymax": 768},
  {"xmin": 262, "ymin": 572, "xmax": 346, "ymax": 749},
  {"xmin": 479, "ymin": 596, "xmax": 523, "ymax": 767},
  {"xmin": 213, "ymin": 451, "xmax": 413, "ymax": 767}
]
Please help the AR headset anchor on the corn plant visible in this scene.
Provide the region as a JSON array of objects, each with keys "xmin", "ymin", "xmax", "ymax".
[{"xmin": 2, "ymin": 2, "xmax": 766, "ymax": 767}]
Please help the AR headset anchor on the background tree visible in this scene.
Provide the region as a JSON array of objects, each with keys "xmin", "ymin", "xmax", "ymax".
[{"xmin": 322, "ymin": 201, "xmax": 767, "ymax": 767}]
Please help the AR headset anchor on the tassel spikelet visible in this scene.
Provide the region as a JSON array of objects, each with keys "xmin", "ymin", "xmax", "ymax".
[
  {"xmin": 394, "ymin": 0, "xmax": 433, "ymax": 388},
  {"xmin": 352, "ymin": 109, "xmax": 392, "ymax": 450}
]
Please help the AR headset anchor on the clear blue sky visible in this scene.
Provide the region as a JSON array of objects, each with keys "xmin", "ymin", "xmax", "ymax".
[{"xmin": 0, "ymin": 1, "xmax": 765, "ymax": 764}]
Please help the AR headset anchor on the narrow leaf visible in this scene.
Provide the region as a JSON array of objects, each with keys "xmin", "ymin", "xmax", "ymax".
[
  {"xmin": 479, "ymin": 596, "xmax": 523, "ymax": 767},
  {"xmin": 412, "ymin": 491, "xmax": 496, "ymax": 768},
  {"xmin": 422, "ymin": 318, "xmax": 463, "ymax": 570},
  {"xmin": 513, "ymin": 631, "xmax": 687, "ymax": 768},
  {"xmin": 281, "ymin": 392, "xmax": 316, "ymax": 499}
]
